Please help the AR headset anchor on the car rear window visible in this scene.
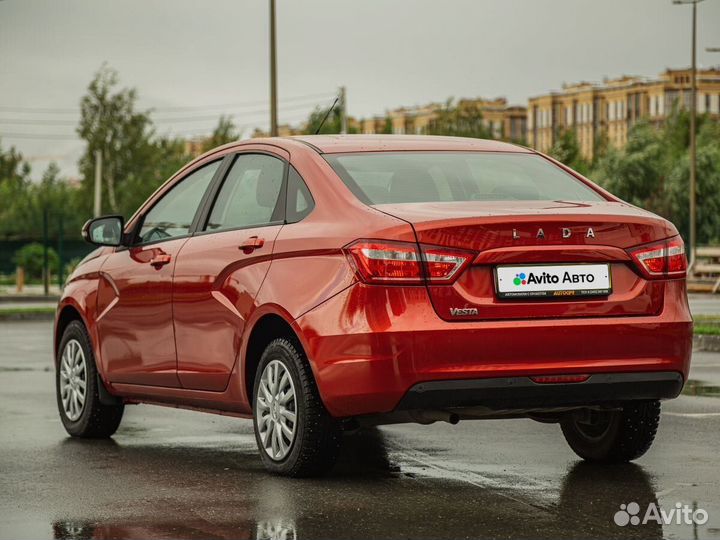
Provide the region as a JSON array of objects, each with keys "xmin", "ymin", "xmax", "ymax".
[{"xmin": 324, "ymin": 152, "xmax": 605, "ymax": 204}]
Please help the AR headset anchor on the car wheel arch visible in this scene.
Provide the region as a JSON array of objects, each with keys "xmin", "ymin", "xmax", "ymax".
[
  {"xmin": 243, "ymin": 311, "xmax": 318, "ymax": 409},
  {"xmin": 55, "ymin": 304, "xmax": 86, "ymax": 363},
  {"xmin": 55, "ymin": 301, "xmax": 108, "ymax": 381}
]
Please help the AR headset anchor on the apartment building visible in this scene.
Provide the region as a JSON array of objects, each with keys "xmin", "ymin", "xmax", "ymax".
[
  {"xmin": 362, "ymin": 98, "xmax": 527, "ymax": 141},
  {"xmin": 528, "ymin": 67, "xmax": 720, "ymax": 160}
]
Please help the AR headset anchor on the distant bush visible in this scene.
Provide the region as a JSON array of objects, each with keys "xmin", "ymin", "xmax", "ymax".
[
  {"xmin": 12, "ymin": 243, "xmax": 59, "ymax": 279},
  {"xmin": 64, "ymin": 256, "xmax": 83, "ymax": 277}
]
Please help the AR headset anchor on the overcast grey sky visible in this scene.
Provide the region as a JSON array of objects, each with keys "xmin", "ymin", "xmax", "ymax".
[{"xmin": 1, "ymin": 0, "xmax": 719, "ymax": 179}]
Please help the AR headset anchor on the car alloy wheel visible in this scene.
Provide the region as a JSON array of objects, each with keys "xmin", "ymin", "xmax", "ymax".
[
  {"xmin": 255, "ymin": 359, "xmax": 298, "ymax": 461},
  {"xmin": 59, "ymin": 338, "xmax": 88, "ymax": 421}
]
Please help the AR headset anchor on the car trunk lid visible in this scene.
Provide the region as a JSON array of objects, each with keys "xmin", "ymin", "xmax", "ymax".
[{"xmin": 374, "ymin": 200, "xmax": 676, "ymax": 321}]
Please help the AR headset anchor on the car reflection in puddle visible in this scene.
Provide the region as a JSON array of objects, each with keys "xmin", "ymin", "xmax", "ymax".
[
  {"xmin": 52, "ymin": 518, "xmax": 297, "ymax": 540},
  {"xmin": 48, "ymin": 429, "xmax": 667, "ymax": 540}
]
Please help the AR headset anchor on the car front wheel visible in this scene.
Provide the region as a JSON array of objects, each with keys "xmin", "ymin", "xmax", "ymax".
[
  {"xmin": 560, "ymin": 400, "xmax": 661, "ymax": 463},
  {"xmin": 56, "ymin": 320, "xmax": 124, "ymax": 438},
  {"xmin": 252, "ymin": 337, "xmax": 340, "ymax": 477}
]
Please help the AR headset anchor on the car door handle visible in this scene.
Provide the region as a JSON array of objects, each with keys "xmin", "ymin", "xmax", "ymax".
[
  {"xmin": 239, "ymin": 236, "xmax": 264, "ymax": 254},
  {"xmin": 149, "ymin": 254, "xmax": 172, "ymax": 268}
]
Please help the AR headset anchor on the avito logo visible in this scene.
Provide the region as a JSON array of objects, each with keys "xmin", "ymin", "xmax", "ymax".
[
  {"xmin": 512, "ymin": 270, "xmax": 596, "ymax": 286},
  {"xmin": 613, "ymin": 501, "xmax": 709, "ymax": 527}
]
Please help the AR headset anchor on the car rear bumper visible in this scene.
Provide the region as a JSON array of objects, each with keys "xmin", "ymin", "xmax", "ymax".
[
  {"xmin": 295, "ymin": 280, "xmax": 692, "ymax": 418},
  {"xmin": 394, "ymin": 372, "xmax": 684, "ymax": 411}
]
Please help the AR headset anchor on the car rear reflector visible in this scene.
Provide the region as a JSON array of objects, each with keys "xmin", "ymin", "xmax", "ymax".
[
  {"xmin": 344, "ymin": 240, "xmax": 474, "ymax": 285},
  {"xmin": 530, "ymin": 375, "xmax": 590, "ymax": 384},
  {"xmin": 627, "ymin": 236, "xmax": 687, "ymax": 279}
]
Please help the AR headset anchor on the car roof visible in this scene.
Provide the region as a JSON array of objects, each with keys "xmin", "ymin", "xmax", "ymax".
[{"xmin": 286, "ymin": 135, "xmax": 532, "ymax": 154}]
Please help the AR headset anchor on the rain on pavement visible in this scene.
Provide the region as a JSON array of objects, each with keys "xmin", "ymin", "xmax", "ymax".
[{"xmin": 1, "ymin": 320, "xmax": 719, "ymax": 540}]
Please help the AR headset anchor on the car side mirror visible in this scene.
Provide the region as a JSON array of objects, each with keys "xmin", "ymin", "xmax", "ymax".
[{"xmin": 82, "ymin": 215, "xmax": 125, "ymax": 247}]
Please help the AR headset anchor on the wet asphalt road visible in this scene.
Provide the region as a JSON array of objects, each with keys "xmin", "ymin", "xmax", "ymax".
[{"xmin": 1, "ymin": 322, "xmax": 719, "ymax": 540}]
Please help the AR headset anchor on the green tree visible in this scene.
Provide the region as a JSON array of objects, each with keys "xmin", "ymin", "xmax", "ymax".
[
  {"xmin": 665, "ymin": 119, "xmax": 720, "ymax": 244},
  {"xmin": 201, "ymin": 115, "xmax": 240, "ymax": 153},
  {"xmin": 590, "ymin": 108, "xmax": 720, "ymax": 244},
  {"xmin": 77, "ymin": 65, "xmax": 193, "ymax": 220},
  {"xmin": 0, "ymin": 142, "xmax": 32, "ymax": 239},
  {"xmin": 427, "ymin": 99, "xmax": 492, "ymax": 139},
  {"xmin": 0, "ymin": 142, "xmax": 30, "ymax": 187},
  {"xmin": 77, "ymin": 65, "xmax": 156, "ymax": 218},
  {"xmin": 304, "ymin": 103, "xmax": 342, "ymax": 135},
  {"xmin": 549, "ymin": 129, "xmax": 591, "ymax": 175},
  {"xmin": 118, "ymin": 135, "xmax": 191, "ymax": 217},
  {"xmin": 381, "ymin": 117, "xmax": 393, "ymax": 134}
]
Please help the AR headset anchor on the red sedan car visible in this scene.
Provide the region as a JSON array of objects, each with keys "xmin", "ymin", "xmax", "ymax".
[{"xmin": 55, "ymin": 135, "xmax": 692, "ymax": 476}]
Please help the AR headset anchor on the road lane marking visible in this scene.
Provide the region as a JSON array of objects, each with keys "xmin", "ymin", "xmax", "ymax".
[
  {"xmin": 387, "ymin": 443, "xmax": 559, "ymax": 514},
  {"xmin": 664, "ymin": 412, "xmax": 720, "ymax": 418}
]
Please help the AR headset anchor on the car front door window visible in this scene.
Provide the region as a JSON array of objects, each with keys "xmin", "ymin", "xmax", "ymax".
[{"xmin": 137, "ymin": 161, "xmax": 220, "ymax": 244}]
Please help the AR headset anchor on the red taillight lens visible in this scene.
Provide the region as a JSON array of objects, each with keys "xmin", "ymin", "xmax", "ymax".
[
  {"xmin": 344, "ymin": 240, "xmax": 473, "ymax": 285},
  {"xmin": 345, "ymin": 240, "xmax": 422, "ymax": 284},
  {"xmin": 628, "ymin": 236, "xmax": 687, "ymax": 279},
  {"xmin": 421, "ymin": 245, "xmax": 475, "ymax": 283}
]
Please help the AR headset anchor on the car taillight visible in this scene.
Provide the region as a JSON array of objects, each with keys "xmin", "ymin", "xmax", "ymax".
[
  {"xmin": 628, "ymin": 236, "xmax": 687, "ymax": 279},
  {"xmin": 344, "ymin": 240, "xmax": 473, "ymax": 285},
  {"xmin": 421, "ymin": 245, "xmax": 475, "ymax": 283}
]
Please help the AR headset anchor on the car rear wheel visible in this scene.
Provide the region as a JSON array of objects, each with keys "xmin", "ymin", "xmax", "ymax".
[
  {"xmin": 560, "ymin": 400, "xmax": 661, "ymax": 463},
  {"xmin": 252, "ymin": 337, "xmax": 341, "ymax": 477},
  {"xmin": 56, "ymin": 320, "xmax": 124, "ymax": 438}
]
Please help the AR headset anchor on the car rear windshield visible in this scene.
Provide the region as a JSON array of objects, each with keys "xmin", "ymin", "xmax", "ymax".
[{"xmin": 324, "ymin": 152, "xmax": 605, "ymax": 204}]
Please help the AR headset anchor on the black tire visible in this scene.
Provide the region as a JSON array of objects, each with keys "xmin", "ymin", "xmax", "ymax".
[
  {"xmin": 560, "ymin": 400, "xmax": 661, "ymax": 463},
  {"xmin": 56, "ymin": 320, "xmax": 124, "ymax": 438},
  {"xmin": 252, "ymin": 337, "xmax": 341, "ymax": 477}
]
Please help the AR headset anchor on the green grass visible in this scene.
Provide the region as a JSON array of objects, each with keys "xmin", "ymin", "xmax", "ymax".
[
  {"xmin": 696, "ymin": 325, "xmax": 720, "ymax": 336},
  {"xmin": 693, "ymin": 315, "xmax": 720, "ymax": 336}
]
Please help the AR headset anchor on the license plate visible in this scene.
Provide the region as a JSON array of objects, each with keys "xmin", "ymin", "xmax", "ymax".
[{"xmin": 495, "ymin": 264, "xmax": 612, "ymax": 299}]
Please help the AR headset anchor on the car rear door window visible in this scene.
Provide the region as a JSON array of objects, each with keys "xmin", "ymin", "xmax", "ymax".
[
  {"xmin": 136, "ymin": 161, "xmax": 220, "ymax": 244},
  {"xmin": 205, "ymin": 154, "xmax": 285, "ymax": 232}
]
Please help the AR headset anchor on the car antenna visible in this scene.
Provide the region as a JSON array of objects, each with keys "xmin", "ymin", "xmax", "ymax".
[{"xmin": 314, "ymin": 96, "xmax": 340, "ymax": 135}]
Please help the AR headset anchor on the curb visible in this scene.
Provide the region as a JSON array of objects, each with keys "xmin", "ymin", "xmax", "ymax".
[
  {"xmin": 694, "ymin": 334, "xmax": 720, "ymax": 353},
  {"xmin": 0, "ymin": 311, "xmax": 55, "ymax": 322},
  {"xmin": 0, "ymin": 295, "xmax": 60, "ymax": 304}
]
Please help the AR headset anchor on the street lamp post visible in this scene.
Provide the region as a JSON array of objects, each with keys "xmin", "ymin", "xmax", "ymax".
[
  {"xmin": 269, "ymin": 0, "xmax": 278, "ymax": 137},
  {"xmin": 673, "ymin": 0, "xmax": 704, "ymax": 268}
]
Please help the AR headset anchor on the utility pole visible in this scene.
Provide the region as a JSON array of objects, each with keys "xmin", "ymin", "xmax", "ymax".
[
  {"xmin": 93, "ymin": 149, "xmax": 102, "ymax": 217},
  {"xmin": 339, "ymin": 86, "xmax": 348, "ymax": 134},
  {"xmin": 673, "ymin": 0, "xmax": 704, "ymax": 268},
  {"xmin": 269, "ymin": 0, "xmax": 278, "ymax": 137},
  {"xmin": 57, "ymin": 214, "xmax": 64, "ymax": 289},
  {"xmin": 42, "ymin": 208, "xmax": 49, "ymax": 296}
]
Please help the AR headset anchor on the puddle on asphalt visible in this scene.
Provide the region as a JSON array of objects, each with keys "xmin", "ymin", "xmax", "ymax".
[
  {"xmin": 682, "ymin": 379, "xmax": 720, "ymax": 398},
  {"xmin": 50, "ymin": 518, "xmax": 298, "ymax": 540}
]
